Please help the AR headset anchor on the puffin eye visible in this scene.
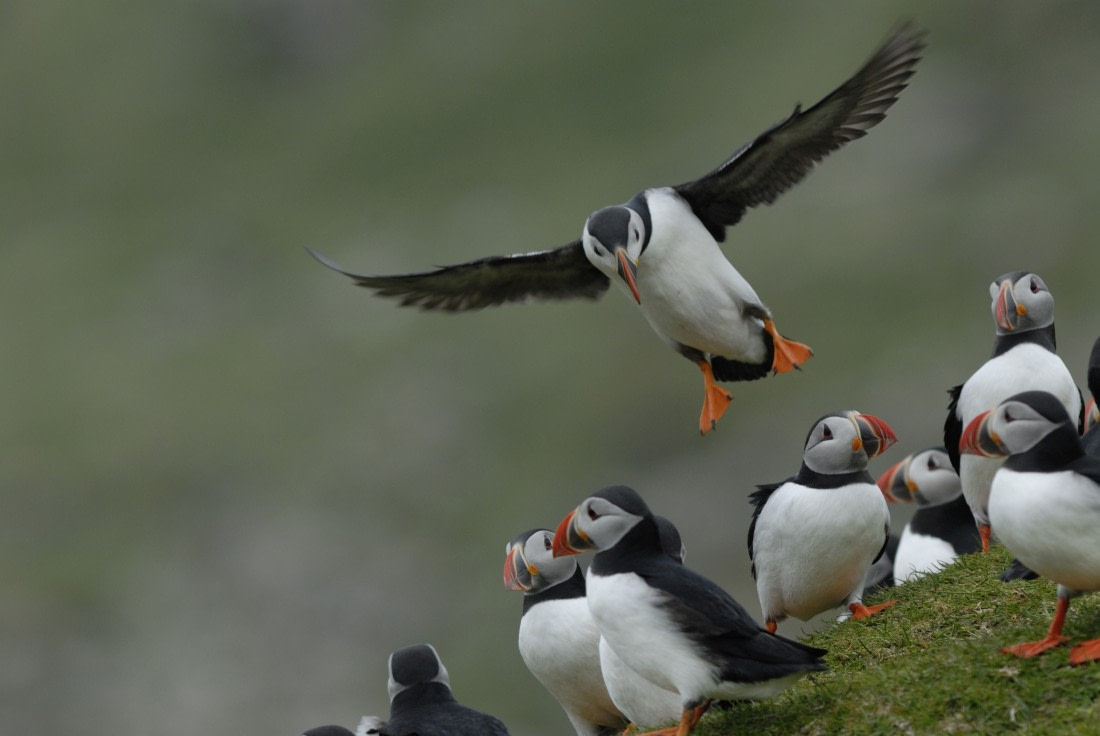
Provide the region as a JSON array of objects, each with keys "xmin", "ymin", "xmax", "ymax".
[
  {"xmin": 1030, "ymin": 278, "xmax": 1039, "ymax": 294},
  {"xmin": 822, "ymin": 424, "xmax": 833, "ymax": 440},
  {"xmin": 927, "ymin": 456, "xmax": 937, "ymax": 471},
  {"xmin": 587, "ymin": 506, "xmax": 600, "ymax": 521},
  {"xmin": 543, "ymin": 536, "xmax": 552, "ymax": 551}
]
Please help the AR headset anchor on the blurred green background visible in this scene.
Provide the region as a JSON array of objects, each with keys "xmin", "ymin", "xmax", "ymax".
[{"xmin": 3, "ymin": 2, "xmax": 1099, "ymax": 734}]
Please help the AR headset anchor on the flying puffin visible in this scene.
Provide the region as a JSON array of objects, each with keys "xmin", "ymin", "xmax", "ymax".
[
  {"xmin": 552, "ymin": 485, "xmax": 827, "ymax": 736},
  {"xmin": 374, "ymin": 644, "xmax": 511, "ymax": 736},
  {"xmin": 748, "ymin": 411, "xmax": 898, "ymax": 630},
  {"xmin": 309, "ymin": 26, "xmax": 925, "ymax": 435},
  {"xmin": 960, "ymin": 390, "xmax": 1100, "ymax": 665},
  {"xmin": 944, "ymin": 272, "xmax": 1083, "ymax": 552},
  {"xmin": 876, "ymin": 447, "xmax": 980, "ymax": 585},
  {"xmin": 503, "ymin": 528, "xmax": 628, "ymax": 736},
  {"xmin": 598, "ymin": 516, "xmax": 687, "ymax": 731}
]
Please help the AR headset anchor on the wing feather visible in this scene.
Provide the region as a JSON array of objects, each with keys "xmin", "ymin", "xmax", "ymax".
[
  {"xmin": 307, "ymin": 241, "xmax": 608, "ymax": 312},
  {"xmin": 674, "ymin": 23, "xmax": 926, "ymax": 241}
]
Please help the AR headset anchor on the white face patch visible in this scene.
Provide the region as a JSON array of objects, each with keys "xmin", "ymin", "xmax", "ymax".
[
  {"xmin": 575, "ymin": 497, "xmax": 645, "ymax": 551},
  {"xmin": 803, "ymin": 414, "xmax": 865, "ymax": 475},
  {"xmin": 990, "ymin": 401, "xmax": 1062, "ymax": 454}
]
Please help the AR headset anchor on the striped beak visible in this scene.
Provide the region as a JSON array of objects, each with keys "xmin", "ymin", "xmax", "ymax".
[
  {"xmin": 615, "ymin": 248, "xmax": 641, "ymax": 304},
  {"xmin": 552, "ymin": 509, "xmax": 593, "ymax": 558},
  {"xmin": 851, "ymin": 412, "xmax": 898, "ymax": 459},
  {"xmin": 959, "ymin": 409, "xmax": 1007, "ymax": 458},
  {"xmin": 503, "ymin": 543, "xmax": 535, "ymax": 592},
  {"xmin": 876, "ymin": 455, "xmax": 921, "ymax": 504},
  {"xmin": 993, "ymin": 280, "xmax": 1025, "ymax": 332}
]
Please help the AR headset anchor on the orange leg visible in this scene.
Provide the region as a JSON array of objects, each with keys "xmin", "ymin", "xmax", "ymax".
[
  {"xmin": 850, "ymin": 600, "xmax": 897, "ymax": 620},
  {"xmin": 1068, "ymin": 638, "xmax": 1100, "ymax": 666},
  {"xmin": 697, "ymin": 360, "xmax": 733, "ymax": 435},
  {"xmin": 763, "ymin": 319, "xmax": 813, "ymax": 375},
  {"xmin": 765, "ymin": 619, "xmax": 778, "ymax": 634},
  {"xmin": 1002, "ymin": 595, "xmax": 1070, "ymax": 658},
  {"xmin": 978, "ymin": 524, "xmax": 992, "ymax": 553},
  {"xmin": 634, "ymin": 703, "xmax": 710, "ymax": 736}
]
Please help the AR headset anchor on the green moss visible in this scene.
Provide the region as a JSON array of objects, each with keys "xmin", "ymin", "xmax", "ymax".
[{"xmin": 691, "ymin": 547, "xmax": 1100, "ymax": 736}]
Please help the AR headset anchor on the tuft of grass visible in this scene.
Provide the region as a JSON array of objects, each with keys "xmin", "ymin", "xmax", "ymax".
[{"xmin": 693, "ymin": 547, "xmax": 1100, "ymax": 735}]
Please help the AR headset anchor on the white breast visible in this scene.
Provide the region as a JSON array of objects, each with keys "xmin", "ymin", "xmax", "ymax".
[
  {"xmin": 598, "ymin": 636, "xmax": 682, "ymax": 729},
  {"xmin": 634, "ymin": 188, "xmax": 768, "ymax": 363},
  {"xmin": 957, "ymin": 344, "xmax": 1081, "ymax": 523},
  {"xmin": 892, "ymin": 524, "xmax": 958, "ymax": 585},
  {"xmin": 988, "ymin": 469, "xmax": 1100, "ymax": 594},
  {"xmin": 753, "ymin": 481, "xmax": 889, "ymax": 622},
  {"xmin": 518, "ymin": 598, "xmax": 623, "ymax": 734}
]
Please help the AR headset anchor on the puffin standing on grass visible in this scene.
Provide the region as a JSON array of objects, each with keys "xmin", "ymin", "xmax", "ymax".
[
  {"xmin": 748, "ymin": 410, "xmax": 898, "ymax": 630},
  {"xmin": 877, "ymin": 447, "xmax": 980, "ymax": 585},
  {"xmin": 310, "ymin": 25, "xmax": 925, "ymax": 434},
  {"xmin": 748, "ymin": 411, "xmax": 902, "ymax": 629},
  {"xmin": 944, "ymin": 272, "xmax": 1083, "ymax": 553},
  {"xmin": 960, "ymin": 390, "xmax": 1100, "ymax": 665},
  {"xmin": 552, "ymin": 485, "xmax": 827, "ymax": 736},
  {"xmin": 503, "ymin": 528, "xmax": 628, "ymax": 736}
]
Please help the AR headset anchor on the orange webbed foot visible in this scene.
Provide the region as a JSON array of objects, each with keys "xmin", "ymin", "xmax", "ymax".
[
  {"xmin": 849, "ymin": 600, "xmax": 897, "ymax": 621},
  {"xmin": 763, "ymin": 319, "xmax": 813, "ymax": 375},
  {"xmin": 1002, "ymin": 634, "xmax": 1069, "ymax": 659},
  {"xmin": 697, "ymin": 361, "xmax": 732, "ymax": 435},
  {"xmin": 1068, "ymin": 638, "xmax": 1100, "ymax": 665}
]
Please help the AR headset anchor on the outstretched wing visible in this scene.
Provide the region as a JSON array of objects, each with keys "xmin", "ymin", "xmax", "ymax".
[
  {"xmin": 674, "ymin": 23, "xmax": 926, "ymax": 241},
  {"xmin": 307, "ymin": 240, "xmax": 609, "ymax": 312}
]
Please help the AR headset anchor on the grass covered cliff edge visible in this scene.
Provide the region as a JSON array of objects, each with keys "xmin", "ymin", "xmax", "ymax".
[{"xmin": 687, "ymin": 546, "xmax": 1100, "ymax": 735}]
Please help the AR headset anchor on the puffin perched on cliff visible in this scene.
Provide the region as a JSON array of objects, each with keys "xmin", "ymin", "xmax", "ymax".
[
  {"xmin": 552, "ymin": 485, "xmax": 826, "ymax": 736},
  {"xmin": 944, "ymin": 272, "xmax": 1082, "ymax": 552},
  {"xmin": 749, "ymin": 410, "xmax": 898, "ymax": 630},
  {"xmin": 960, "ymin": 390, "xmax": 1100, "ymax": 665}
]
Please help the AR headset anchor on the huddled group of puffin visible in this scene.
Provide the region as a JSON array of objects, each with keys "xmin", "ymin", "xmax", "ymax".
[{"xmin": 301, "ymin": 21, "xmax": 1100, "ymax": 736}]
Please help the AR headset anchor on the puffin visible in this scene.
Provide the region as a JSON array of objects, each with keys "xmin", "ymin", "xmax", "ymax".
[
  {"xmin": 309, "ymin": 25, "xmax": 925, "ymax": 435},
  {"xmin": 598, "ymin": 516, "xmax": 688, "ymax": 731},
  {"xmin": 503, "ymin": 528, "xmax": 628, "ymax": 736},
  {"xmin": 876, "ymin": 447, "xmax": 980, "ymax": 585},
  {"xmin": 374, "ymin": 643, "xmax": 511, "ymax": 736},
  {"xmin": 959, "ymin": 390, "xmax": 1100, "ymax": 665},
  {"xmin": 944, "ymin": 271, "xmax": 1083, "ymax": 553},
  {"xmin": 552, "ymin": 485, "xmax": 827, "ymax": 736},
  {"xmin": 748, "ymin": 411, "xmax": 898, "ymax": 630}
]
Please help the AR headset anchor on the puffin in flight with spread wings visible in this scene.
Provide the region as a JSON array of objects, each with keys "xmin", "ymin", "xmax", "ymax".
[{"xmin": 310, "ymin": 25, "xmax": 925, "ymax": 434}]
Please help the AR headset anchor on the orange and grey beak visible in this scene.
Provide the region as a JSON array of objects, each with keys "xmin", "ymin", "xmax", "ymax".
[
  {"xmin": 1084, "ymin": 396, "xmax": 1098, "ymax": 435},
  {"xmin": 615, "ymin": 248, "xmax": 641, "ymax": 304},
  {"xmin": 993, "ymin": 280, "xmax": 1026, "ymax": 332},
  {"xmin": 503, "ymin": 544, "xmax": 535, "ymax": 592},
  {"xmin": 876, "ymin": 455, "xmax": 920, "ymax": 504},
  {"xmin": 851, "ymin": 412, "xmax": 898, "ymax": 459},
  {"xmin": 959, "ymin": 409, "xmax": 1007, "ymax": 458},
  {"xmin": 552, "ymin": 509, "xmax": 593, "ymax": 558}
]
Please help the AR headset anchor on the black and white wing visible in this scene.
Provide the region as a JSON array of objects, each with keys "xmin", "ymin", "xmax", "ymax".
[
  {"xmin": 674, "ymin": 23, "xmax": 926, "ymax": 241},
  {"xmin": 308, "ymin": 240, "xmax": 609, "ymax": 312}
]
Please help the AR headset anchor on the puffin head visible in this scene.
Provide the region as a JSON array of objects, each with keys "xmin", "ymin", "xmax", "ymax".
[
  {"xmin": 876, "ymin": 447, "xmax": 959, "ymax": 506},
  {"xmin": 959, "ymin": 390, "xmax": 1076, "ymax": 458},
  {"xmin": 802, "ymin": 410, "xmax": 898, "ymax": 475},
  {"xmin": 503, "ymin": 528, "xmax": 576, "ymax": 593},
  {"xmin": 581, "ymin": 194, "xmax": 652, "ymax": 304},
  {"xmin": 387, "ymin": 643, "xmax": 451, "ymax": 702},
  {"xmin": 552, "ymin": 485, "xmax": 651, "ymax": 557},
  {"xmin": 989, "ymin": 272, "xmax": 1054, "ymax": 334}
]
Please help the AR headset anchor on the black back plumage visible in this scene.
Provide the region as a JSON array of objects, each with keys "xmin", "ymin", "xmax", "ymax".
[
  {"xmin": 382, "ymin": 645, "xmax": 510, "ymax": 736},
  {"xmin": 303, "ymin": 727, "xmax": 356, "ymax": 736}
]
